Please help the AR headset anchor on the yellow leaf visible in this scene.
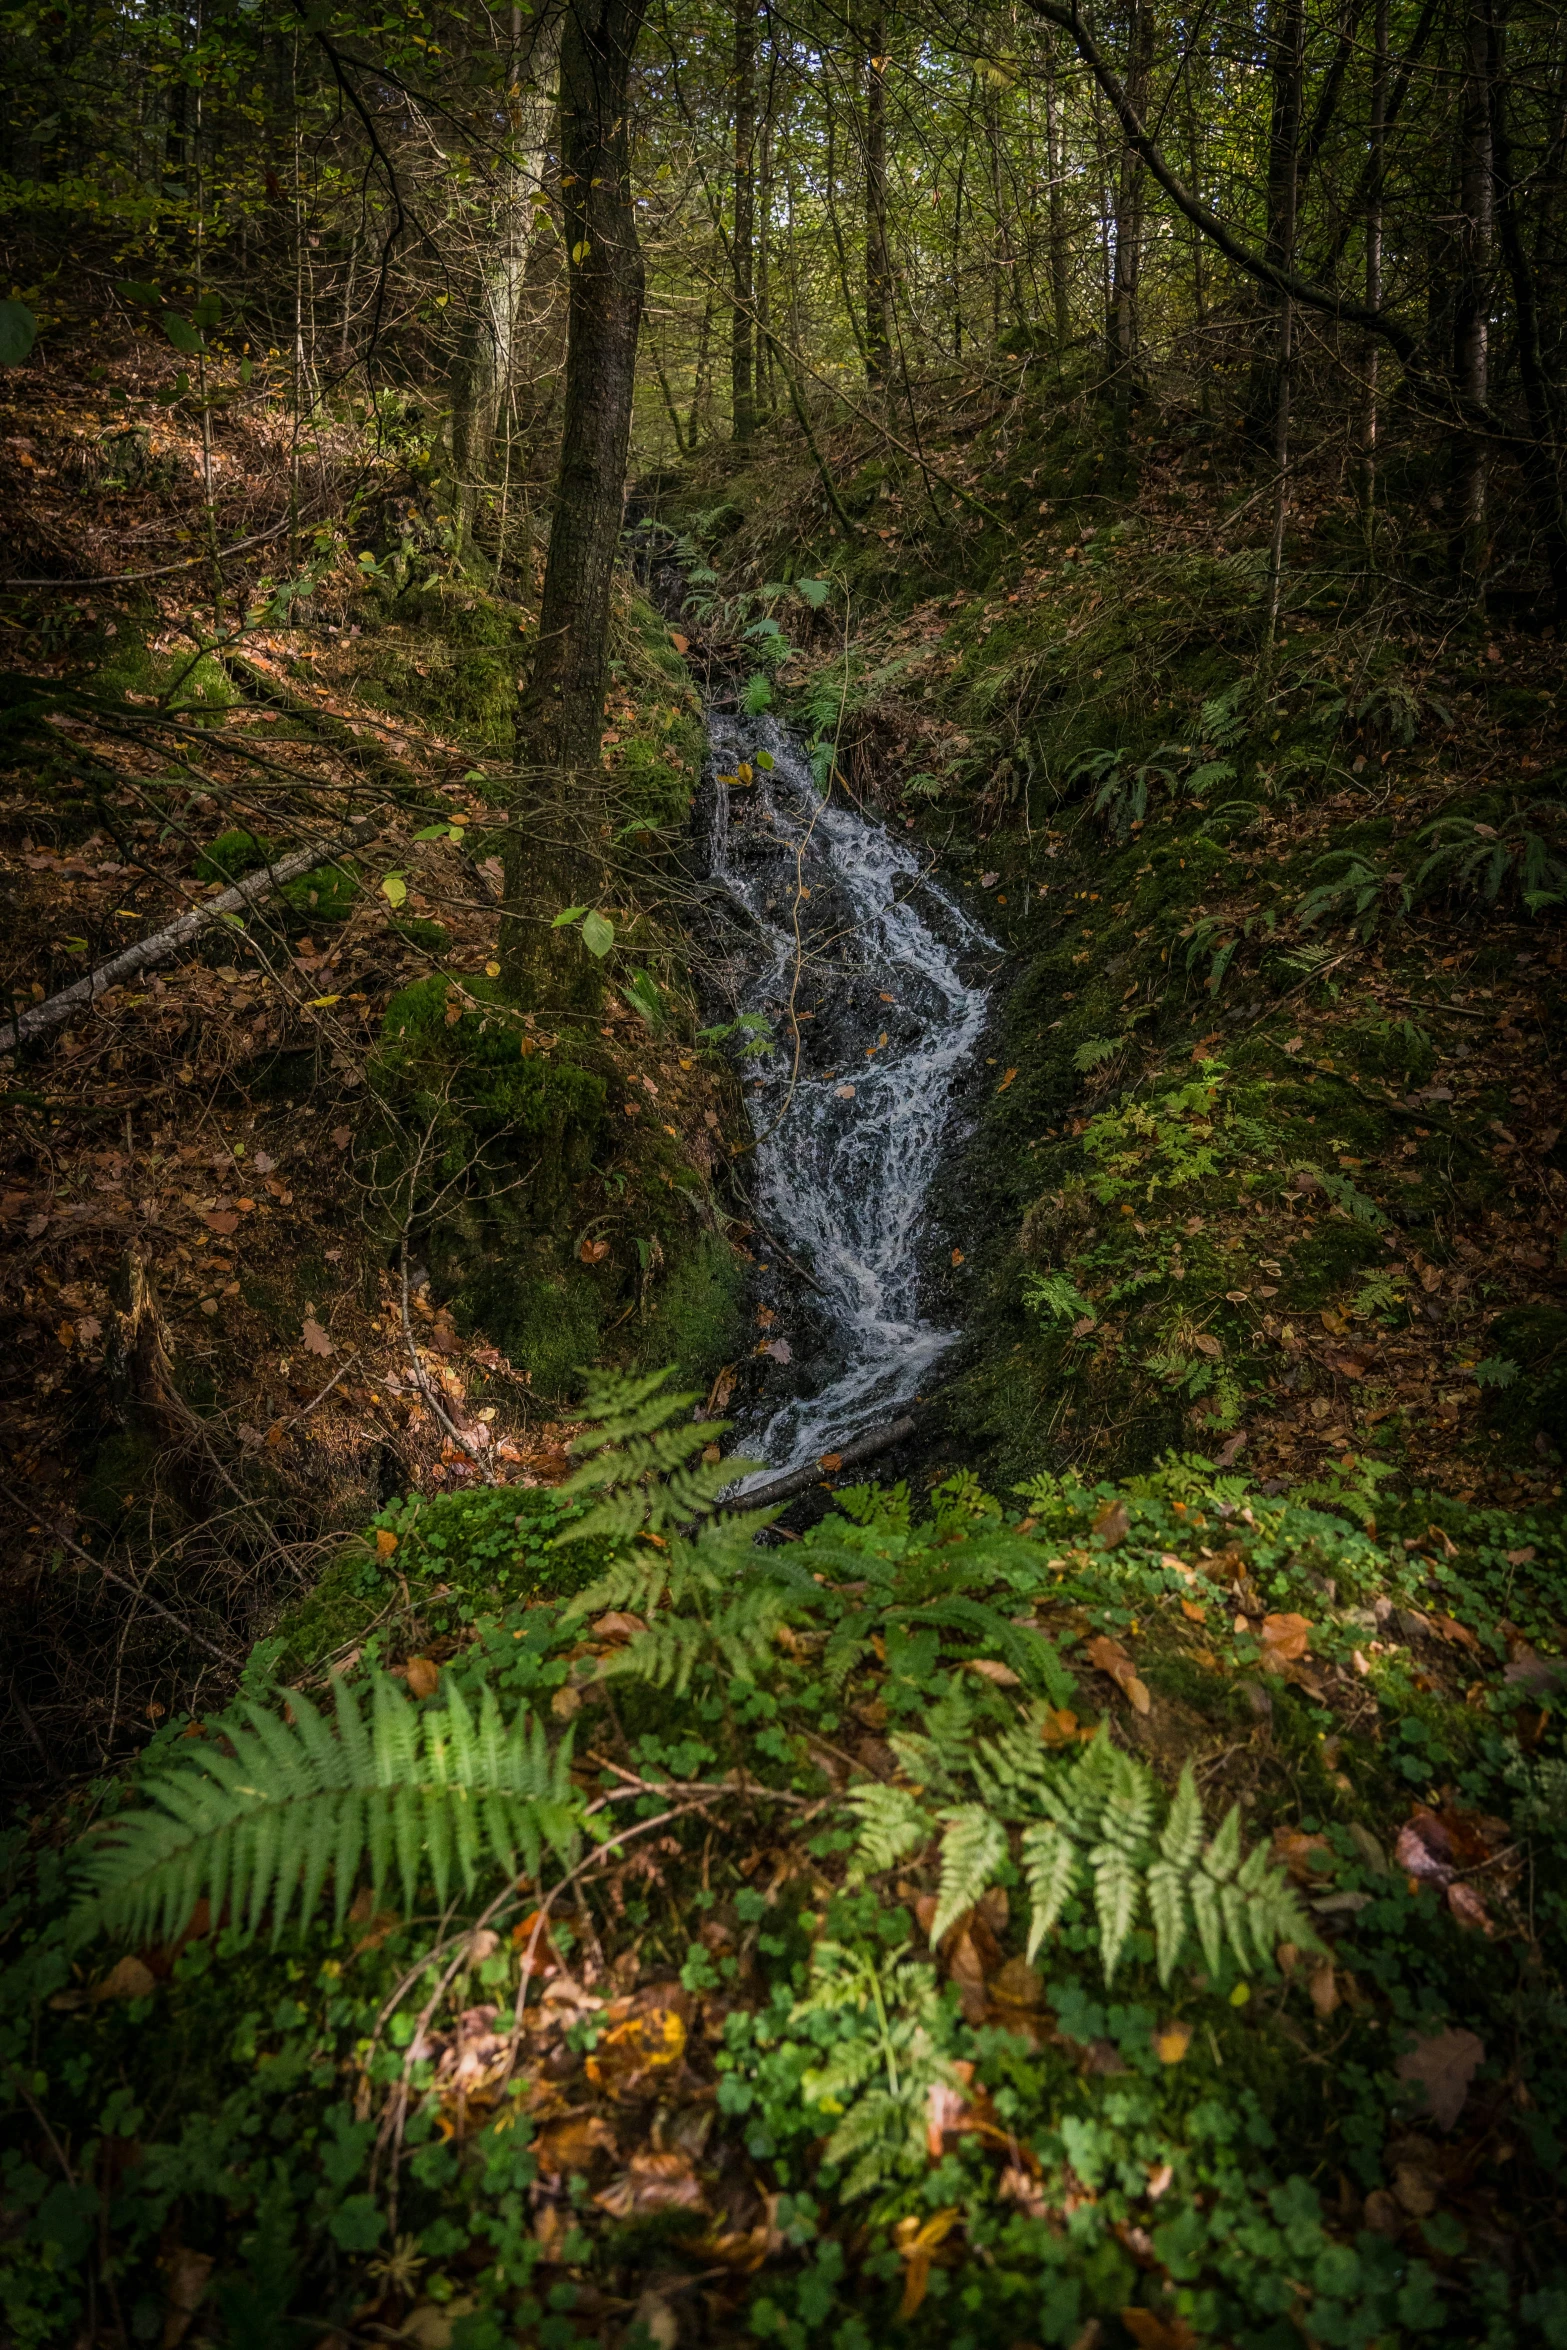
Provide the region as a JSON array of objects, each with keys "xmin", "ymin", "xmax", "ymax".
[
  {"xmin": 381, "ymin": 875, "xmax": 408, "ymax": 908},
  {"xmin": 375, "ymin": 1529, "xmax": 398, "ymax": 1558},
  {"xmin": 1155, "ymin": 2021, "xmax": 1192, "ymax": 2064},
  {"xmin": 996, "ymin": 1066, "xmax": 1018, "ymax": 1093},
  {"xmin": 309, "ymin": 993, "xmax": 341, "ymax": 1008}
]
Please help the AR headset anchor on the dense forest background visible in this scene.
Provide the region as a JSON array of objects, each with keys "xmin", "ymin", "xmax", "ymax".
[{"xmin": 2, "ymin": 0, "xmax": 1567, "ymax": 2343}]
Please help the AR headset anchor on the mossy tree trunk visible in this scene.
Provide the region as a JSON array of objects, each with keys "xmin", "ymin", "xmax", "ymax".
[{"xmin": 502, "ymin": 0, "xmax": 649, "ymax": 1015}]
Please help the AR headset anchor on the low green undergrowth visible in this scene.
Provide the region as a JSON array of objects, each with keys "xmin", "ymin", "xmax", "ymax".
[{"xmin": 4, "ymin": 1374, "xmax": 1565, "ymax": 2346}]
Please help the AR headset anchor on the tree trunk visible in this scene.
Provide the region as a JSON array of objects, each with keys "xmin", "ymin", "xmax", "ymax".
[
  {"xmin": 502, "ymin": 0, "xmax": 649, "ymax": 1015},
  {"xmin": 452, "ymin": 6, "xmax": 561, "ymax": 560},
  {"xmin": 1487, "ymin": 0, "xmax": 1567, "ymax": 618},
  {"xmin": 1449, "ymin": 0, "xmax": 1493, "ymax": 588},
  {"xmin": 863, "ymin": 4, "xmax": 891, "ymax": 387},
  {"xmin": 730, "ymin": 0, "xmax": 756, "ymax": 442},
  {"xmin": 1043, "ymin": 38, "xmax": 1070, "ymax": 353},
  {"xmin": 1358, "ymin": 0, "xmax": 1388, "ymax": 538},
  {"xmin": 1107, "ymin": 0, "xmax": 1153, "ymax": 419},
  {"xmin": 1247, "ymin": 0, "xmax": 1305, "ymax": 446},
  {"xmin": 1263, "ymin": 0, "xmax": 1304, "ymax": 651}
]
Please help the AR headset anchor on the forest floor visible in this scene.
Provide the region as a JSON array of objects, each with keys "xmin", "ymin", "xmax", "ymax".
[{"xmin": 2, "ymin": 333, "xmax": 1567, "ymax": 2350}]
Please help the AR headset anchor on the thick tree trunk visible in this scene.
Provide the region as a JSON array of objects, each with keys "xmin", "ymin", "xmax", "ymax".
[
  {"xmin": 502, "ymin": 0, "xmax": 649, "ymax": 1014},
  {"xmin": 730, "ymin": 0, "xmax": 756, "ymax": 442},
  {"xmin": 863, "ymin": 5, "xmax": 891, "ymax": 387}
]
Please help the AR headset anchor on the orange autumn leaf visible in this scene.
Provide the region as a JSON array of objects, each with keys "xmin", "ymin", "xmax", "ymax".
[
  {"xmin": 1121, "ymin": 2312, "xmax": 1198, "ymax": 2350},
  {"xmin": 1260, "ymin": 1612, "xmax": 1312, "ymax": 1665},
  {"xmin": 996, "ymin": 1066, "xmax": 1017, "ymax": 1092},
  {"xmin": 1086, "ymin": 1633, "xmax": 1150, "ymax": 1715},
  {"xmin": 404, "ymin": 1655, "xmax": 439, "ymax": 1700}
]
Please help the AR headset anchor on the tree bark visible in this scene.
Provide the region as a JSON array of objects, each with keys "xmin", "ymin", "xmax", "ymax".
[
  {"xmin": 451, "ymin": 5, "xmax": 561, "ymax": 560},
  {"xmin": 1487, "ymin": 0, "xmax": 1567, "ymax": 618},
  {"xmin": 1107, "ymin": 0, "xmax": 1153, "ymax": 418},
  {"xmin": 1247, "ymin": 0, "xmax": 1305, "ymax": 446},
  {"xmin": 503, "ymin": 0, "xmax": 649, "ymax": 1014},
  {"xmin": 1358, "ymin": 0, "xmax": 1388, "ymax": 537},
  {"xmin": 863, "ymin": 5, "xmax": 891, "ymax": 386},
  {"xmin": 730, "ymin": 0, "xmax": 756, "ymax": 441},
  {"xmin": 1449, "ymin": 0, "xmax": 1494, "ymax": 588},
  {"xmin": 1043, "ymin": 37, "xmax": 1070, "ymax": 353}
]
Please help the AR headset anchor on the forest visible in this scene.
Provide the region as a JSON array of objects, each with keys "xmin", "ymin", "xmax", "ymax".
[{"xmin": 1, "ymin": 0, "xmax": 1566, "ymax": 2340}]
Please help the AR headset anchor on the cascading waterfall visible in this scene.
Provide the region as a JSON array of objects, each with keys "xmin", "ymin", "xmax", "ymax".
[{"xmin": 705, "ymin": 712, "xmax": 992, "ymax": 1475}]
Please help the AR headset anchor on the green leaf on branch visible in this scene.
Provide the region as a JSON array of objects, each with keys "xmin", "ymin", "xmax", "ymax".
[
  {"xmin": 580, "ymin": 909, "xmax": 614, "ymax": 958},
  {"xmin": 162, "ymin": 311, "xmax": 207, "ymax": 356},
  {"xmin": 0, "ymin": 301, "xmax": 38, "ymax": 367}
]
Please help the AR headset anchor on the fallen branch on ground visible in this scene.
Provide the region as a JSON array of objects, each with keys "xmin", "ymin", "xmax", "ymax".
[
  {"xmin": 743, "ymin": 1415, "xmax": 917, "ymax": 1511},
  {"xmin": 1, "ymin": 818, "xmax": 382, "ymax": 1057}
]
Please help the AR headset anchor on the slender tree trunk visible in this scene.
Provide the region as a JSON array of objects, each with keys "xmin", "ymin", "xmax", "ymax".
[
  {"xmin": 1247, "ymin": 0, "xmax": 1305, "ymax": 446},
  {"xmin": 951, "ymin": 92, "xmax": 972, "ymax": 358},
  {"xmin": 730, "ymin": 0, "xmax": 756, "ymax": 441},
  {"xmin": 1043, "ymin": 38, "xmax": 1070, "ymax": 352},
  {"xmin": 1488, "ymin": 0, "xmax": 1567, "ymax": 617},
  {"xmin": 863, "ymin": 5, "xmax": 891, "ymax": 386},
  {"xmin": 1264, "ymin": 0, "xmax": 1304, "ymax": 651},
  {"xmin": 452, "ymin": 7, "xmax": 560, "ymax": 559},
  {"xmin": 1450, "ymin": 0, "xmax": 1493, "ymax": 588},
  {"xmin": 756, "ymin": 99, "xmax": 774, "ymax": 416},
  {"xmin": 824, "ymin": 96, "xmax": 869, "ymax": 366},
  {"xmin": 688, "ymin": 287, "xmax": 715, "ymax": 445},
  {"xmin": 1107, "ymin": 0, "xmax": 1153, "ymax": 420},
  {"xmin": 1358, "ymin": 0, "xmax": 1387, "ymax": 541},
  {"xmin": 503, "ymin": 0, "xmax": 649, "ymax": 1014}
]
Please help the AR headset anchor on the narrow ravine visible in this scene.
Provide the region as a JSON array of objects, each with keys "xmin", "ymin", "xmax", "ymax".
[{"xmin": 704, "ymin": 712, "xmax": 992, "ymax": 1476}]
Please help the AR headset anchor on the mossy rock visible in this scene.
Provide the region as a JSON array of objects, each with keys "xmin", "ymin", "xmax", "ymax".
[{"xmin": 630, "ymin": 1230, "xmax": 747, "ymax": 1386}]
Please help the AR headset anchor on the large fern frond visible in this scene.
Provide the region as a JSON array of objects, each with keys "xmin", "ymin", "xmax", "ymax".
[
  {"xmin": 929, "ymin": 1805, "xmax": 1010, "ymax": 1946},
  {"xmin": 71, "ymin": 1674, "xmax": 581, "ymax": 1949},
  {"xmin": 850, "ymin": 1728, "xmax": 1322, "ymax": 1989},
  {"xmin": 846, "ymin": 1784, "xmax": 933, "ymax": 1877},
  {"xmin": 1021, "ymin": 1820, "xmax": 1081, "ymax": 1961}
]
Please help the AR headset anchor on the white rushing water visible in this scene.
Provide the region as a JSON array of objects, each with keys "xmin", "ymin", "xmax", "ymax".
[{"xmin": 705, "ymin": 713, "xmax": 992, "ymax": 1474}]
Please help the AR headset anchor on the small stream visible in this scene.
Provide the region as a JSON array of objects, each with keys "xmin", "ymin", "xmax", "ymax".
[{"xmin": 704, "ymin": 713, "xmax": 992, "ymax": 1477}]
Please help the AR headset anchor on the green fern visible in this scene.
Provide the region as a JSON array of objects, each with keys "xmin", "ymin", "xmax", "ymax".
[
  {"xmin": 929, "ymin": 1806, "xmax": 1010, "ymax": 1946},
  {"xmin": 795, "ymin": 1942, "xmax": 959, "ymax": 2200},
  {"xmin": 845, "ymin": 1726, "xmax": 1322, "ymax": 1987},
  {"xmin": 560, "ymin": 1366, "xmax": 819, "ymax": 1695},
  {"xmin": 71, "ymin": 1672, "xmax": 582, "ymax": 1949}
]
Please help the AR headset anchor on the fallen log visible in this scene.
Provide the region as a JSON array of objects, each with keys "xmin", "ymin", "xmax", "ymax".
[
  {"xmin": 1, "ymin": 817, "xmax": 381, "ymax": 1057},
  {"xmin": 743, "ymin": 1414, "xmax": 917, "ymax": 1512}
]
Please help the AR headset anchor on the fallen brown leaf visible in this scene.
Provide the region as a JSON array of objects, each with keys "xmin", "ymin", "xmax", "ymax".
[
  {"xmin": 1086, "ymin": 1632, "xmax": 1150, "ymax": 1714},
  {"xmin": 94, "ymin": 1954, "xmax": 157, "ymax": 2003},
  {"xmin": 593, "ymin": 2149, "xmax": 705, "ymax": 2218},
  {"xmin": 1396, "ymin": 2026, "xmax": 1484, "ymax": 2130},
  {"xmin": 1092, "ymin": 1499, "xmax": 1131, "ymax": 1547},
  {"xmin": 404, "ymin": 1655, "xmax": 439, "ymax": 1700},
  {"xmin": 1259, "ymin": 1612, "xmax": 1311, "ymax": 1666},
  {"xmin": 584, "ymin": 2003, "xmax": 688, "ymax": 2100}
]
